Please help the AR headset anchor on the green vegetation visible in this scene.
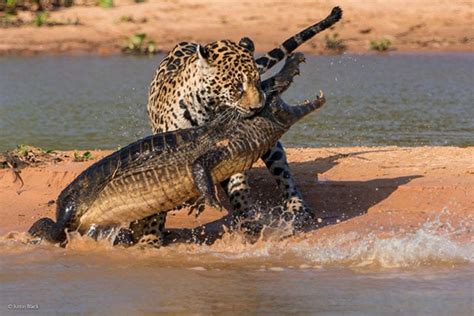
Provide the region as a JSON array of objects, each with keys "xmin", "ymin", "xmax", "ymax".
[
  {"xmin": 14, "ymin": 144, "xmax": 53, "ymax": 155},
  {"xmin": 115, "ymin": 15, "xmax": 148, "ymax": 24},
  {"xmin": 117, "ymin": 15, "xmax": 134, "ymax": 23},
  {"xmin": 74, "ymin": 151, "xmax": 93, "ymax": 162},
  {"xmin": 324, "ymin": 33, "xmax": 346, "ymax": 53},
  {"xmin": 1, "ymin": 0, "xmax": 75, "ymax": 13},
  {"xmin": 31, "ymin": 11, "xmax": 79, "ymax": 27},
  {"xmin": 2, "ymin": 0, "xmax": 19, "ymax": 14},
  {"xmin": 15, "ymin": 144, "xmax": 32, "ymax": 156},
  {"xmin": 370, "ymin": 39, "xmax": 392, "ymax": 52},
  {"xmin": 1, "ymin": 144, "xmax": 62, "ymax": 169},
  {"xmin": 122, "ymin": 33, "xmax": 158, "ymax": 55},
  {"xmin": 98, "ymin": 0, "xmax": 113, "ymax": 8},
  {"xmin": 33, "ymin": 11, "xmax": 47, "ymax": 26}
]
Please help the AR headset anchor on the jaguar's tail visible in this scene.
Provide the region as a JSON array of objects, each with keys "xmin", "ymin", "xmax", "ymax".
[{"xmin": 255, "ymin": 6, "xmax": 343, "ymax": 74}]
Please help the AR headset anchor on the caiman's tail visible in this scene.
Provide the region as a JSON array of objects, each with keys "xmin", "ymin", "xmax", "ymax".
[
  {"xmin": 28, "ymin": 217, "xmax": 67, "ymax": 245},
  {"xmin": 255, "ymin": 6, "xmax": 343, "ymax": 73}
]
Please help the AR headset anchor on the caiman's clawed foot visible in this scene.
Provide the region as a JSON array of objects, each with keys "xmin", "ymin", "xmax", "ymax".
[
  {"xmin": 187, "ymin": 195, "xmax": 223, "ymax": 218},
  {"xmin": 187, "ymin": 197, "xmax": 206, "ymax": 217},
  {"xmin": 205, "ymin": 194, "xmax": 223, "ymax": 211}
]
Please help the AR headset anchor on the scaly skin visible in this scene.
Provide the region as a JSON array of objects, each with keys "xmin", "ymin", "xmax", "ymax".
[{"xmin": 28, "ymin": 54, "xmax": 326, "ymax": 245}]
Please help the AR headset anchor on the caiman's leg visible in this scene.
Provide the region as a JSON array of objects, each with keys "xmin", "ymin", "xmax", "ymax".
[{"xmin": 191, "ymin": 149, "xmax": 226, "ymax": 211}]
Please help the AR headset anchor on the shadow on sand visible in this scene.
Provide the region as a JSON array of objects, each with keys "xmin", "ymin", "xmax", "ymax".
[{"xmin": 164, "ymin": 150, "xmax": 422, "ymax": 245}]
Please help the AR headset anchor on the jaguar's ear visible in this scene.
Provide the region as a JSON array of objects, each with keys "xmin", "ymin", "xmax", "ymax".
[
  {"xmin": 197, "ymin": 44, "xmax": 210, "ymax": 64},
  {"xmin": 239, "ymin": 37, "xmax": 255, "ymax": 53}
]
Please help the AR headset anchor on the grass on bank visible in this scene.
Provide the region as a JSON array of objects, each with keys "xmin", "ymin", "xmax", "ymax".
[
  {"xmin": 370, "ymin": 39, "xmax": 392, "ymax": 52},
  {"xmin": 98, "ymin": 0, "xmax": 113, "ymax": 8},
  {"xmin": 73, "ymin": 151, "xmax": 93, "ymax": 162},
  {"xmin": 32, "ymin": 11, "xmax": 80, "ymax": 27},
  {"xmin": 324, "ymin": 32, "xmax": 347, "ymax": 53},
  {"xmin": 122, "ymin": 33, "xmax": 158, "ymax": 55}
]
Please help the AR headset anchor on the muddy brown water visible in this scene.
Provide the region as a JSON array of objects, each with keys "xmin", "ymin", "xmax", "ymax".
[{"xmin": 1, "ymin": 215, "xmax": 473, "ymax": 314}]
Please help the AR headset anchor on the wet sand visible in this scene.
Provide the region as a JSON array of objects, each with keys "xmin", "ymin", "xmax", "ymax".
[
  {"xmin": 1, "ymin": 146, "xmax": 472, "ymax": 244},
  {"xmin": 1, "ymin": 0, "xmax": 473, "ymax": 56}
]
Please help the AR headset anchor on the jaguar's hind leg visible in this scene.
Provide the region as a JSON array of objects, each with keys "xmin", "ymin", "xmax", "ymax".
[
  {"xmin": 114, "ymin": 213, "xmax": 166, "ymax": 248},
  {"xmin": 135, "ymin": 213, "xmax": 166, "ymax": 248}
]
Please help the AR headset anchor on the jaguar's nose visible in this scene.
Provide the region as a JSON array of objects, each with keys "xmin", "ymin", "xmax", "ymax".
[{"xmin": 249, "ymin": 90, "xmax": 266, "ymax": 112}]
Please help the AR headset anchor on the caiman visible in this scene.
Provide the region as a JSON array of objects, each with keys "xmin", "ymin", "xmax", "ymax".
[{"xmin": 28, "ymin": 53, "xmax": 326, "ymax": 245}]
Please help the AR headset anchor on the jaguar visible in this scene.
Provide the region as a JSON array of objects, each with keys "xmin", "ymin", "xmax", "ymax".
[{"xmin": 130, "ymin": 6, "xmax": 342, "ymax": 245}]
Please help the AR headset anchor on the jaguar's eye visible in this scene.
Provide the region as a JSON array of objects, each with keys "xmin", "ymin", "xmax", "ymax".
[{"xmin": 234, "ymin": 82, "xmax": 244, "ymax": 94}]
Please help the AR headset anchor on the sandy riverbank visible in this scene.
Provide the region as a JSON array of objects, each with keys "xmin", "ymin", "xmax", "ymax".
[
  {"xmin": 1, "ymin": 147, "xmax": 472, "ymax": 244},
  {"xmin": 1, "ymin": 0, "xmax": 473, "ymax": 56}
]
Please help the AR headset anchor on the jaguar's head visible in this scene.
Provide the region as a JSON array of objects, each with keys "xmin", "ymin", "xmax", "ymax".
[{"xmin": 196, "ymin": 38, "xmax": 265, "ymax": 117}]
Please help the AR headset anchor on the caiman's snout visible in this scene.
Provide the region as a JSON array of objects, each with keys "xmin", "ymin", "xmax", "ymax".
[
  {"xmin": 28, "ymin": 217, "xmax": 67, "ymax": 244},
  {"xmin": 275, "ymin": 90, "xmax": 326, "ymax": 127}
]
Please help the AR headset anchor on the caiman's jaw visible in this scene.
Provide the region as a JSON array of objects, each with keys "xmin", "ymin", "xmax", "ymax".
[{"xmin": 271, "ymin": 90, "xmax": 326, "ymax": 128}]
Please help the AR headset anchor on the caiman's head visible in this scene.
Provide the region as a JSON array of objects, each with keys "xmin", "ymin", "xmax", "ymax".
[{"xmin": 264, "ymin": 90, "xmax": 326, "ymax": 129}]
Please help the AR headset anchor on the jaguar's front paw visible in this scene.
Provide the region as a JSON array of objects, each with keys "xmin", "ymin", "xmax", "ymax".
[
  {"xmin": 283, "ymin": 196, "xmax": 314, "ymax": 231},
  {"xmin": 231, "ymin": 208, "xmax": 264, "ymax": 237}
]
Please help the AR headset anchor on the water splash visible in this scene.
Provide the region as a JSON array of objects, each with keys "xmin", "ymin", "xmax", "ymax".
[
  {"xmin": 294, "ymin": 217, "xmax": 473, "ymax": 268},
  {"xmin": 1, "ymin": 210, "xmax": 472, "ymax": 269}
]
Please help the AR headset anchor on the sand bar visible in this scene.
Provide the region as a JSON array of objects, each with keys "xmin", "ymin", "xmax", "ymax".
[{"xmin": 1, "ymin": 147, "xmax": 472, "ymax": 243}]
